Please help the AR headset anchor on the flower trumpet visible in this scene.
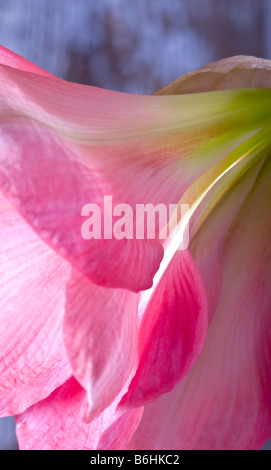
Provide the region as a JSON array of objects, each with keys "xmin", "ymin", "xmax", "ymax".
[{"xmin": 0, "ymin": 47, "xmax": 271, "ymax": 449}]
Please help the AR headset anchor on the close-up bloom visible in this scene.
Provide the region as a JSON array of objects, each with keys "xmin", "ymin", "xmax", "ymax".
[{"xmin": 0, "ymin": 45, "xmax": 271, "ymax": 450}]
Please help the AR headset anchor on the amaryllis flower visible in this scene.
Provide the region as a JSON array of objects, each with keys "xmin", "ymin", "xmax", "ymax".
[{"xmin": 0, "ymin": 46, "xmax": 271, "ymax": 450}]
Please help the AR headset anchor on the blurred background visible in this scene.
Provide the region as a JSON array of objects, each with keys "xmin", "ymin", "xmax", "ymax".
[
  {"xmin": 0, "ymin": 0, "xmax": 271, "ymax": 94},
  {"xmin": 0, "ymin": 0, "xmax": 271, "ymax": 450}
]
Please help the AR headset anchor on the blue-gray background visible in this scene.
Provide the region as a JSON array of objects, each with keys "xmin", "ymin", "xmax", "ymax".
[{"xmin": 0, "ymin": 0, "xmax": 271, "ymax": 450}]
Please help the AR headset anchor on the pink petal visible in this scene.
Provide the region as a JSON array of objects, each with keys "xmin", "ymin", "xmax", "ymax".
[
  {"xmin": 119, "ymin": 249, "xmax": 207, "ymax": 408},
  {"xmin": 0, "ymin": 194, "xmax": 72, "ymax": 416},
  {"xmin": 0, "ymin": 120, "xmax": 163, "ymax": 292},
  {"xmin": 118, "ymin": 150, "xmax": 263, "ymax": 412},
  {"xmin": 155, "ymin": 55, "xmax": 271, "ymax": 95},
  {"xmin": 16, "ymin": 377, "xmax": 141, "ymax": 450},
  {"xmin": 191, "ymin": 157, "xmax": 266, "ymax": 322},
  {"xmin": 128, "ymin": 157, "xmax": 271, "ymax": 450},
  {"xmin": 63, "ymin": 269, "xmax": 138, "ymax": 420},
  {"xmin": 16, "ymin": 378, "xmax": 99, "ymax": 450},
  {"xmin": 98, "ymin": 406, "xmax": 144, "ymax": 450},
  {"xmin": 0, "ymin": 45, "xmax": 53, "ymax": 77}
]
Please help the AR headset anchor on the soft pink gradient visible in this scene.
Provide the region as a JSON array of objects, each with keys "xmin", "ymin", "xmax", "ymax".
[{"xmin": 0, "ymin": 46, "xmax": 270, "ymax": 449}]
